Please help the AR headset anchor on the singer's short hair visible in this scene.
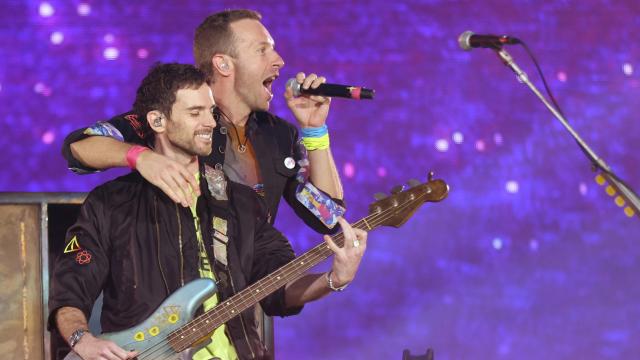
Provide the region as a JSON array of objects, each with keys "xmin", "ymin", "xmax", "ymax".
[
  {"xmin": 132, "ymin": 62, "xmax": 207, "ymax": 142},
  {"xmin": 193, "ymin": 9, "xmax": 262, "ymax": 82}
]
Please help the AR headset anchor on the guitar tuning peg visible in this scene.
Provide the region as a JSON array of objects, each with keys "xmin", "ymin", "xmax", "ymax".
[
  {"xmin": 373, "ymin": 192, "xmax": 388, "ymax": 200},
  {"xmin": 407, "ymin": 179, "xmax": 421, "ymax": 187},
  {"xmin": 427, "ymin": 171, "xmax": 435, "ymax": 181},
  {"xmin": 390, "ymin": 185, "xmax": 405, "ymax": 194}
]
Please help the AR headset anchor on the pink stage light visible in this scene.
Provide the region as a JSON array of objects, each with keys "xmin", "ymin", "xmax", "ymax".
[
  {"xmin": 137, "ymin": 48, "xmax": 149, "ymax": 59},
  {"xmin": 34, "ymin": 82, "xmax": 46, "ymax": 93},
  {"xmin": 579, "ymin": 182, "xmax": 588, "ymax": 196},
  {"xmin": 557, "ymin": 71, "xmax": 567, "ymax": 82},
  {"xmin": 343, "ymin": 162, "xmax": 355, "ymax": 178},
  {"xmin": 42, "ymin": 130, "xmax": 55, "ymax": 144}
]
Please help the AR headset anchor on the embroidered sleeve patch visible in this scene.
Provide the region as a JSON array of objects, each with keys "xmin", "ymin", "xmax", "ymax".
[
  {"xmin": 63, "ymin": 235, "xmax": 81, "ymax": 253},
  {"xmin": 295, "ymin": 182, "xmax": 345, "ymax": 229},
  {"xmin": 75, "ymin": 250, "xmax": 92, "ymax": 265},
  {"xmin": 83, "ymin": 121, "xmax": 124, "ymax": 142}
]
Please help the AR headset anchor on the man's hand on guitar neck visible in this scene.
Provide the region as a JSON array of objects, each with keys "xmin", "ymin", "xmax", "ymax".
[
  {"xmin": 325, "ymin": 217, "xmax": 368, "ymax": 287},
  {"xmin": 284, "ymin": 217, "xmax": 368, "ymax": 307}
]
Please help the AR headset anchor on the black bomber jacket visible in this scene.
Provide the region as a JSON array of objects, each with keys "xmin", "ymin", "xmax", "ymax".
[{"xmin": 48, "ymin": 170, "xmax": 302, "ymax": 359}]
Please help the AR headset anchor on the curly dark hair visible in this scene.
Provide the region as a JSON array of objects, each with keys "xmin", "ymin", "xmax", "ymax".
[
  {"xmin": 132, "ymin": 62, "xmax": 208, "ymax": 142},
  {"xmin": 193, "ymin": 9, "xmax": 262, "ymax": 82}
]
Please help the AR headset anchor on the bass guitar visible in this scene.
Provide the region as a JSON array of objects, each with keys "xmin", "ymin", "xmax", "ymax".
[{"xmin": 64, "ymin": 174, "xmax": 449, "ymax": 359}]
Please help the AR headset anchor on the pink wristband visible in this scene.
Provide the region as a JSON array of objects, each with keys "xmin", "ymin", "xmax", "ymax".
[{"xmin": 126, "ymin": 145, "xmax": 149, "ymax": 169}]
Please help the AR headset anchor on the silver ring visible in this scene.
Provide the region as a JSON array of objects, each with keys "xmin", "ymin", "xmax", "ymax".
[{"xmin": 353, "ymin": 240, "xmax": 360, "ymax": 248}]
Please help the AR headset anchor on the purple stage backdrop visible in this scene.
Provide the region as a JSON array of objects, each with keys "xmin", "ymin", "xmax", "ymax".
[{"xmin": 2, "ymin": 0, "xmax": 640, "ymax": 359}]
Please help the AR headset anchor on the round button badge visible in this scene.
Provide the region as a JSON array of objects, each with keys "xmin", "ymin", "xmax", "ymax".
[{"xmin": 284, "ymin": 157, "xmax": 295, "ymax": 169}]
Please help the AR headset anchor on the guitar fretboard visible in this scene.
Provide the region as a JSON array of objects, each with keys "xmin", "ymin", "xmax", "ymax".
[
  {"xmin": 166, "ymin": 214, "xmax": 379, "ymax": 351},
  {"xmin": 165, "ymin": 178, "xmax": 446, "ymax": 352}
]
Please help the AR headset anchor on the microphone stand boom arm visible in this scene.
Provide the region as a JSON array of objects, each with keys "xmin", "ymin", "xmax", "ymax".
[{"xmin": 494, "ymin": 47, "xmax": 640, "ymax": 219}]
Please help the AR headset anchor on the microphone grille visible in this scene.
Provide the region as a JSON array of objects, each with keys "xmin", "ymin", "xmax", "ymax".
[
  {"xmin": 458, "ymin": 31, "xmax": 474, "ymax": 51},
  {"xmin": 286, "ymin": 78, "xmax": 301, "ymax": 97}
]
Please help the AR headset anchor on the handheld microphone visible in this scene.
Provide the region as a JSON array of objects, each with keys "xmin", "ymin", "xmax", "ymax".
[
  {"xmin": 458, "ymin": 31, "xmax": 520, "ymax": 51},
  {"xmin": 286, "ymin": 78, "xmax": 375, "ymax": 100}
]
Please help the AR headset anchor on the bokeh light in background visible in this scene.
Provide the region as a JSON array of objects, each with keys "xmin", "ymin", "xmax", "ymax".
[{"xmin": 1, "ymin": 1, "xmax": 640, "ymax": 359}]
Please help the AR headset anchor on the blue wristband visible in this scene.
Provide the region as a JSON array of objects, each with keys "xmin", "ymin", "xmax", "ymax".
[{"xmin": 300, "ymin": 125, "xmax": 328, "ymax": 138}]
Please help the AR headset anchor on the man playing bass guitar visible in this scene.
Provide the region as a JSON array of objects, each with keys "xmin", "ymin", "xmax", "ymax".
[{"xmin": 49, "ymin": 63, "xmax": 367, "ymax": 360}]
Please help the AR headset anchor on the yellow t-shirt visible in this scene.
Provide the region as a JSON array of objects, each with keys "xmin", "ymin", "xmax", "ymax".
[{"xmin": 189, "ymin": 175, "xmax": 238, "ymax": 360}]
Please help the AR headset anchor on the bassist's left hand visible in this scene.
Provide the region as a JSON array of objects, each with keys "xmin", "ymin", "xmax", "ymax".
[{"xmin": 325, "ymin": 217, "xmax": 368, "ymax": 287}]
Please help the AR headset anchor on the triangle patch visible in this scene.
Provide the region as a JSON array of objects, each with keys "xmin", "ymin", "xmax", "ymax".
[{"xmin": 64, "ymin": 236, "xmax": 81, "ymax": 253}]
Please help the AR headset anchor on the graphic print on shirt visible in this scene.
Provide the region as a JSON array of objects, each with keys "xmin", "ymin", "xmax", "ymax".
[{"xmin": 212, "ymin": 216, "xmax": 229, "ymax": 266}]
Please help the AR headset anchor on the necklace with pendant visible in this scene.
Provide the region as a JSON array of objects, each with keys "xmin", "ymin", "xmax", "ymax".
[{"xmin": 229, "ymin": 121, "xmax": 249, "ymax": 153}]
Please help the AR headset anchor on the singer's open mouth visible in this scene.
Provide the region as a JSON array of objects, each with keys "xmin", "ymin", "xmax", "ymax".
[{"xmin": 262, "ymin": 75, "xmax": 277, "ymax": 96}]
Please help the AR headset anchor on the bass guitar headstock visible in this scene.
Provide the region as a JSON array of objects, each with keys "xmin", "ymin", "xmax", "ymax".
[{"xmin": 369, "ymin": 172, "xmax": 449, "ymax": 228}]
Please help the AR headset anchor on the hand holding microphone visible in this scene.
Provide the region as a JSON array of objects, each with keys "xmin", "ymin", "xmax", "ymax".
[
  {"xmin": 284, "ymin": 72, "xmax": 333, "ymax": 128},
  {"xmin": 284, "ymin": 72, "xmax": 374, "ymax": 127}
]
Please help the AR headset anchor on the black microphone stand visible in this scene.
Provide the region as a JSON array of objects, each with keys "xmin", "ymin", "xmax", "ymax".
[{"xmin": 493, "ymin": 47, "xmax": 640, "ymax": 220}]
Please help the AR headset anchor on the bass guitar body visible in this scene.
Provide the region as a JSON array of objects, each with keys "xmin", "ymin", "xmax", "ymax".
[{"xmin": 63, "ymin": 278, "xmax": 216, "ymax": 360}]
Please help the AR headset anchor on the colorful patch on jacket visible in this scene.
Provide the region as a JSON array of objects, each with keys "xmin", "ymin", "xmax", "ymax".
[
  {"xmin": 204, "ymin": 165, "xmax": 228, "ymax": 201},
  {"xmin": 63, "ymin": 235, "xmax": 81, "ymax": 253},
  {"xmin": 75, "ymin": 250, "xmax": 92, "ymax": 265},
  {"xmin": 83, "ymin": 121, "xmax": 124, "ymax": 142},
  {"xmin": 295, "ymin": 182, "xmax": 345, "ymax": 229}
]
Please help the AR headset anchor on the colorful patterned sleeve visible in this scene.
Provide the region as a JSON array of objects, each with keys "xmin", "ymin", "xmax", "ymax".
[
  {"xmin": 292, "ymin": 138, "xmax": 345, "ymax": 229},
  {"xmin": 62, "ymin": 112, "xmax": 147, "ymax": 174}
]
